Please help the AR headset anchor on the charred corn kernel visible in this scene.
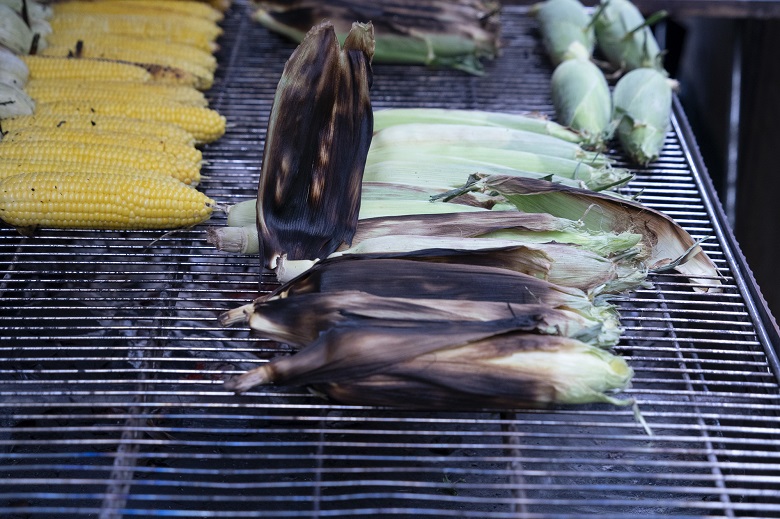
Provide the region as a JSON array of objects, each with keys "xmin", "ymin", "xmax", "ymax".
[
  {"xmin": 36, "ymin": 100, "xmax": 226, "ymax": 144},
  {"xmin": 0, "ymin": 114, "xmax": 196, "ymax": 147},
  {"xmin": 25, "ymin": 80, "xmax": 209, "ymax": 107},
  {"xmin": 0, "ymin": 140, "xmax": 201, "ymax": 185},
  {"xmin": 40, "ymin": 44, "xmax": 215, "ymax": 90},
  {"xmin": 0, "ymin": 171, "xmax": 215, "ymax": 230},
  {"xmin": 49, "ymin": 13, "xmax": 221, "ymax": 52},
  {"xmin": 21, "ymin": 55, "xmax": 152, "ymax": 82},
  {"xmin": 1, "ymin": 127, "xmax": 203, "ymax": 166},
  {"xmin": 46, "ymin": 32, "xmax": 218, "ymax": 73},
  {"xmin": 53, "ymin": 0, "xmax": 224, "ymax": 22}
]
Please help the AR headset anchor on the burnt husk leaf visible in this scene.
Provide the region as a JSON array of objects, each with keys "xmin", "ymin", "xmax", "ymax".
[{"xmin": 256, "ymin": 21, "xmax": 374, "ymax": 269}]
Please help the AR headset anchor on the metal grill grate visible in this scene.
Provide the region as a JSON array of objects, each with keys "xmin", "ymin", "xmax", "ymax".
[{"xmin": 2, "ymin": 3, "xmax": 780, "ymax": 518}]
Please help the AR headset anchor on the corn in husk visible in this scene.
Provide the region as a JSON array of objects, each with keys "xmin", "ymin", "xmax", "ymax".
[
  {"xmin": 224, "ymin": 318, "xmax": 633, "ymax": 410},
  {"xmin": 551, "ymin": 56, "xmax": 613, "ymax": 149},
  {"xmin": 256, "ymin": 21, "xmax": 374, "ymax": 269},
  {"xmin": 220, "ymin": 290, "xmax": 621, "ymax": 349},
  {"xmin": 530, "ymin": 0, "xmax": 595, "ymax": 65},
  {"xmin": 250, "ymin": 0, "xmax": 500, "ymax": 76},
  {"xmin": 0, "ymin": 82, "xmax": 35, "ymax": 119},
  {"xmin": 0, "ymin": 47, "xmax": 29, "ymax": 88},
  {"xmin": 459, "ymin": 174, "xmax": 722, "ymax": 291},
  {"xmin": 612, "ymin": 67, "xmax": 676, "ymax": 165},
  {"xmin": 592, "ymin": 0, "xmax": 665, "ymax": 73}
]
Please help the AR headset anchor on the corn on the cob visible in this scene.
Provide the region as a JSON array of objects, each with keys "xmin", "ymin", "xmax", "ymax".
[
  {"xmin": 220, "ymin": 290, "xmax": 622, "ymax": 349},
  {"xmin": 48, "ymin": 13, "xmax": 221, "ymax": 53},
  {"xmin": 24, "ymin": 80, "xmax": 209, "ymax": 107},
  {"xmin": 591, "ymin": 0, "xmax": 665, "ymax": 72},
  {"xmin": 0, "ymin": 83, "xmax": 35, "ymax": 119},
  {"xmin": 0, "ymin": 158, "xmax": 173, "ymax": 182},
  {"xmin": 612, "ymin": 68, "xmax": 675, "ymax": 165},
  {"xmin": 52, "ymin": 0, "xmax": 223, "ymax": 22},
  {"xmin": 0, "ymin": 113, "xmax": 196, "ymax": 147},
  {"xmin": 551, "ymin": 56, "xmax": 613, "ymax": 149},
  {"xmin": 463, "ymin": 174, "xmax": 722, "ymax": 291},
  {"xmin": 256, "ymin": 21, "xmax": 375, "ymax": 269},
  {"xmin": 1, "ymin": 126, "xmax": 203, "ymax": 166},
  {"xmin": 0, "ymin": 171, "xmax": 214, "ymax": 230},
  {"xmin": 0, "ymin": 47, "xmax": 29, "ymax": 88},
  {"xmin": 22, "ymin": 55, "xmax": 152, "ymax": 83},
  {"xmin": 35, "ymin": 101, "xmax": 226, "ymax": 144},
  {"xmin": 40, "ymin": 43, "xmax": 214, "ymax": 90},
  {"xmin": 530, "ymin": 0, "xmax": 595, "ymax": 64},
  {"xmin": 224, "ymin": 318, "xmax": 633, "ymax": 411},
  {"xmin": 251, "ymin": 0, "xmax": 500, "ymax": 76},
  {"xmin": 46, "ymin": 32, "xmax": 218, "ymax": 73},
  {"xmin": 373, "ymin": 108, "xmax": 584, "ymax": 143},
  {"xmin": 0, "ymin": 140, "xmax": 201, "ymax": 185}
]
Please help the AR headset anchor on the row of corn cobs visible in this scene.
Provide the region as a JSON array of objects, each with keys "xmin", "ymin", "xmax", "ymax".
[{"xmin": 0, "ymin": 0, "xmax": 231, "ymax": 232}]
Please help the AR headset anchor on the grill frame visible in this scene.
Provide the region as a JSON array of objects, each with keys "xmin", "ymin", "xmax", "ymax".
[{"xmin": 2, "ymin": 3, "xmax": 780, "ymax": 518}]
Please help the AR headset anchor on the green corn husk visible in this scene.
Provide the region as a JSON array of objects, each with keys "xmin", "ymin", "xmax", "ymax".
[
  {"xmin": 250, "ymin": 0, "xmax": 501, "ymax": 76},
  {"xmin": 276, "ymin": 234, "xmax": 646, "ymax": 296},
  {"xmin": 592, "ymin": 0, "xmax": 665, "ymax": 72},
  {"xmin": 370, "ymin": 123, "xmax": 612, "ymax": 167},
  {"xmin": 462, "ymin": 174, "xmax": 722, "ymax": 291},
  {"xmin": 220, "ymin": 290, "xmax": 622, "ymax": 348},
  {"xmin": 352, "ymin": 211, "xmax": 643, "ymax": 258},
  {"xmin": 551, "ymin": 56, "xmax": 613, "ymax": 149},
  {"xmin": 530, "ymin": 0, "xmax": 595, "ymax": 65},
  {"xmin": 612, "ymin": 68, "xmax": 675, "ymax": 165},
  {"xmin": 366, "ymin": 144, "xmax": 628, "ymax": 191},
  {"xmin": 255, "ymin": 21, "xmax": 374, "ymax": 269},
  {"xmin": 224, "ymin": 319, "xmax": 634, "ymax": 410},
  {"xmin": 373, "ymin": 108, "xmax": 584, "ymax": 143}
]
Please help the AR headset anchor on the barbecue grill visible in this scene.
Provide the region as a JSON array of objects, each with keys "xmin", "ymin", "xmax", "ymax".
[{"xmin": 2, "ymin": 3, "xmax": 780, "ymax": 518}]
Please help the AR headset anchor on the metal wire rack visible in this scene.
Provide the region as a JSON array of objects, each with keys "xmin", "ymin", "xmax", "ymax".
[{"xmin": 2, "ymin": 3, "xmax": 779, "ymax": 518}]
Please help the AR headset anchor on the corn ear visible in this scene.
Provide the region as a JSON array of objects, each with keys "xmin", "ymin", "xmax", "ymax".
[
  {"xmin": 256, "ymin": 21, "xmax": 374, "ymax": 269},
  {"xmin": 551, "ymin": 56, "xmax": 613, "ymax": 149},
  {"xmin": 464, "ymin": 174, "xmax": 722, "ymax": 291},
  {"xmin": 612, "ymin": 67, "xmax": 675, "ymax": 165},
  {"xmin": 221, "ymin": 290, "xmax": 621, "ymax": 348},
  {"xmin": 0, "ymin": 47, "xmax": 29, "ymax": 88},
  {"xmin": 530, "ymin": 0, "xmax": 595, "ymax": 64},
  {"xmin": 251, "ymin": 0, "xmax": 500, "ymax": 76},
  {"xmin": 592, "ymin": 0, "xmax": 665, "ymax": 72},
  {"xmin": 225, "ymin": 319, "xmax": 633, "ymax": 410},
  {"xmin": 0, "ymin": 4, "xmax": 37, "ymax": 54}
]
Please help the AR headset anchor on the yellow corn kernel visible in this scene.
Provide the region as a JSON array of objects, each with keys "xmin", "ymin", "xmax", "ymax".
[
  {"xmin": 25, "ymin": 80, "xmax": 209, "ymax": 107},
  {"xmin": 0, "ymin": 114, "xmax": 196, "ymax": 147},
  {"xmin": 36, "ymin": 100, "xmax": 226, "ymax": 144},
  {"xmin": 46, "ymin": 32, "xmax": 218, "ymax": 73},
  {"xmin": 54, "ymin": 0, "xmax": 224, "ymax": 22},
  {"xmin": 49, "ymin": 13, "xmax": 221, "ymax": 53},
  {"xmin": 0, "ymin": 140, "xmax": 201, "ymax": 186},
  {"xmin": 1, "ymin": 127, "xmax": 203, "ymax": 166},
  {"xmin": 40, "ymin": 44, "xmax": 214, "ymax": 90},
  {"xmin": 21, "ymin": 55, "xmax": 152, "ymax": 82},
  {"xmin": 0, "ymin": 171, "xmax": 215, "ymax": 230}
]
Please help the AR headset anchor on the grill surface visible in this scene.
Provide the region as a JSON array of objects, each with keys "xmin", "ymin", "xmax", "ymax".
[{"xmin": 2, "ymin": 3, "xmax": 780, "ymax": 518}]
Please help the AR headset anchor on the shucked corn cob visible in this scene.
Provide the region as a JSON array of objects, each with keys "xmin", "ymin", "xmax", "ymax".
[
  {"xmin": 0, "ymin": 171, "xmax": 215, "ymax": 230},
  {"xmin": 24, "ymin": 80, "xmax": 209, "ymax": 107},
  {"xmin": 45, "ymin": 32, "xmax": 218, "ymax": 73},
  {"xmin": 21, "ymin": 55, "xmax": 152, "ymax": 83},
  {"xmin": 0, "ymin": 126, "xmax": 203, "ymax": 167},
  {"xmin": 40, "ymin": 43, "xmax": 215, "ymax": 90},
  {"xmin": 0, "ymin": 113, "xmax": 196, "ymax": 147},
  {"xmin": 49, "ymin": 13, "xmax": 221, "ymax": 53},
  {"xmin": 0, "ymin": 139, "xmax": 201, "ymax": 185},
  {"xmin": 51, "ymin": 0, "xmax": 224, "ymax": 23},
  {"xmin": 0, "ymin": 158, "xmax": 175, "ymax": 182},
  {"xmin": 35, "ymin": 100, "xmax": 226, "ymax": 144}
]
